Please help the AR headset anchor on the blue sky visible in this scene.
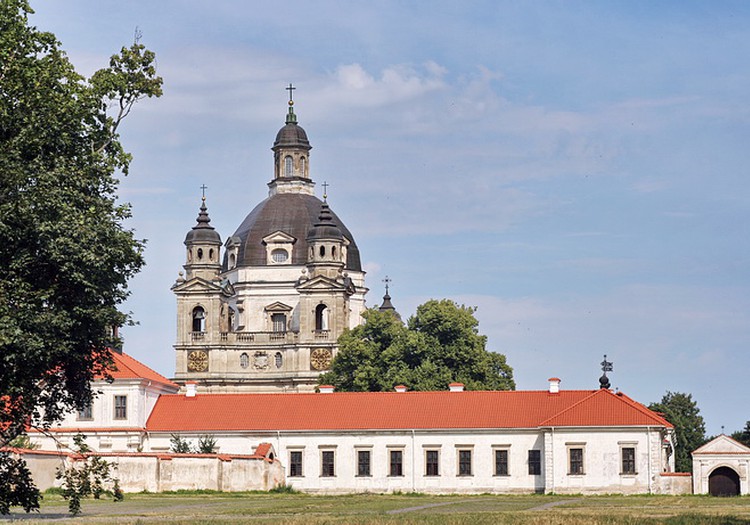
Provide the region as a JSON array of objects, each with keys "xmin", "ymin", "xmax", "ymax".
[{"xmin": 30, "ymin": 1, "xmax": 750, "ymax": 435}]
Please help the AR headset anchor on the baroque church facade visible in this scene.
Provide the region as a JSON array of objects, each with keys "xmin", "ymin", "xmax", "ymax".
[{"xmin": 171, "ymin": 98, "xmax": 368, "ymax": 392}]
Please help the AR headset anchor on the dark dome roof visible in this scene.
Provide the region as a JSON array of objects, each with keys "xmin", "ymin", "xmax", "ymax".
[
  {"xmin": 185, "ymin": 200, "xmax": 221, "ymax": 245},
  {"xmin": 226, "ymin": 193, "xmax": 361, "ymax": 270},
  {"xmin": 273, "ymin": 122, "xmax": 310, "ymax": 150}
]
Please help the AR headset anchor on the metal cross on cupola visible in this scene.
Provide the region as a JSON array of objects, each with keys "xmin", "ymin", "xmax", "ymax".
[{"xmin": 599, "ymin": 354, "xmax": 613, "ymax": 389}]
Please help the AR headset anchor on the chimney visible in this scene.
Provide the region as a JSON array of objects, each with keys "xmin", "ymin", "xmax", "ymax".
[
  {"xmin": 548, "ymin": 377, "xmax": 561, "ymax": 394},
  {"xmin": 394, "ymin": 385, "xmax": 407, "ymax": 393},
  {"xmin": 186, "ymin": 381, "xmax": 197, "ymax": 398},
  {"xmin": 319, "ymin": 385, "xmax": 335, "ymax": 394},
  {"xmin": 448, "ymin": 382, "xmax": 465, "ymax": 392}
]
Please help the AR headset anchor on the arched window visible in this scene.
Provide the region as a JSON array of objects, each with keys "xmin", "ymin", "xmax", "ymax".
[
  {"xmin": 240, "ymin": 352, "xmax": 249, "ymax": 369},
  {"xmin": 229, "ymin": 253, "xmax": 236, "ymax": 268},
  {"xmin": 197, "ymin": 248, "xmax": 203, "ymax": 260},
  {"xmin": 319, "ymin": 245, "xmax": 325, "ymax": 257},
  {"xmin": 332, "ymin": 246, "xmax": 336, "ymax": 258},
  {"xmin": 315, "ymin": 304, "xmax": 328, "ymax": 331},
  {"xmin": 209, "ymin": 248, "xmax": 214, "ymax": 260},
  {"xmin": 228, "ymin": 307, "xmax": 235, "ymax": 331},
  {"xmin": 275, "ymin": 352, "xmax": 283, "ymax": 369},
  {"xmin": 284, "ymin": 156, "xmax": 293, "ymax": 177},
  {"xmin": 192, "ymin": 306, "xmax": 206, "ymax": 332},
  {"xmin": 300, "ymin": 157, "xmax": 306, "ymax": 175},
  {"xmin": 271, "ymin": 249, "xmax": 288, "ymax": 263}
]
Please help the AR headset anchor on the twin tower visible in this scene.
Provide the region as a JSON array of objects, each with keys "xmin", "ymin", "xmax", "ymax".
[{"xmin": 172, "ymin": 98, "xmax": 368, "ymax": 392}]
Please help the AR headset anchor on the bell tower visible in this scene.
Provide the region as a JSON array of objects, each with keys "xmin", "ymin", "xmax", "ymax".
[{"xmin": 270, "ymin": 84, "xmax": 313, "ymax": 196}]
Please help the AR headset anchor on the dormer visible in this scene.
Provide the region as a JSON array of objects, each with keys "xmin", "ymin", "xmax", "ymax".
[{"xmin": 262, "ymin": 231, "xmax": 297, "ymax": 265}]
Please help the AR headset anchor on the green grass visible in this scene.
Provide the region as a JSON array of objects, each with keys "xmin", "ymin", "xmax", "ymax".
[{"xmin": 7, "ymin": 492, "xmax": 750, "ymax": 524}]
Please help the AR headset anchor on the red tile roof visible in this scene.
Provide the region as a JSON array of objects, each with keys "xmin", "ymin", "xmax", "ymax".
[
  {"xmin": 146, "ymin": 388, "xmax": 671, "ymax": 432},
  {"xmin": 104, "ymin": 352, "xmax": 178, "ymax": 389}
]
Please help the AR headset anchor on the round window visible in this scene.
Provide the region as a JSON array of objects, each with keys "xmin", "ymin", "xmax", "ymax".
[{"xmin": 271, "ymin": 249, "xmax": 289, "ymax": 263}]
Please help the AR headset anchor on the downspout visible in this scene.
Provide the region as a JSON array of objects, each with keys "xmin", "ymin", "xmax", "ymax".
[
  {"xmin": 647, "ymin": 426, "xmax": 653, "ymax": 494},
  {"xmin": 411, "ymin": 429, "xmax": 416, "ymax": 492}
]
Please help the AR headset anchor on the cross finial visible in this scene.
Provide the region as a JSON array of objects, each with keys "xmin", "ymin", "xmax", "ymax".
[
  {"xmin": 200, "ymin": 184, "xmax": 208, "ymax": 201},
  {"xmin": 322, "ymin": 181, "xmax": 329, "ymax": 202},
  {"xmin": 382, "ymin": 275, "xmax": 392, "ymax": 295},
  {"xmin": 286, "ymin": 83, "xmax": 296, "ymax": 104}
]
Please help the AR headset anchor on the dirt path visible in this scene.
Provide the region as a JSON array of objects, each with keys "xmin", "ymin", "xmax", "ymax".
[
  {"xmin": 528, "ymin": 498, "xmax": 582, "ymax": 511},
  {"xmin": 386, "ymin": 500, "xmax": 474, "ymax": 514}
]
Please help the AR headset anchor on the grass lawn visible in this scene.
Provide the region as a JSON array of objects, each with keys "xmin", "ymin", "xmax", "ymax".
[{"xmin": 3, "ymin": 492, "xmax": 750, "ymax": 524}]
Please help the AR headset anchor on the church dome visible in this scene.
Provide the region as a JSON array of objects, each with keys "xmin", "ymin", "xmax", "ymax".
[
  {"xmin": 225, "ymin": 193, "xmax": 361, "ymax": 270},
  {"xmin": 185, "ymin": 199, "xmax": 221, "ymax": 245},
  {"xmin": 273, "ymin": 122, "xmax": 310, "ymax": 149}
]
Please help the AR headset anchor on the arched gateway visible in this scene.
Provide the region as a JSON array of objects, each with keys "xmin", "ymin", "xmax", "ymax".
[{"xmin": 709, "ymin": 466, "xmax": 740, "ymax": 496}]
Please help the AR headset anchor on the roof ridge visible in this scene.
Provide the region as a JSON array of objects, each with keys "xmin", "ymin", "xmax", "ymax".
[{"xmin": 612, "ymin": 391, "xmax": 673, "ymax": 427}]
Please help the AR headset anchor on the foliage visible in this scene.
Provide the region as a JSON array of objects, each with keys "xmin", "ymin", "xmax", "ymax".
[
  {"xmin": 268, "ymin": 483, "xmax": 299, "ymax": 494},
  {"xmin": 55, "ymin": 434, "xmax": 121, "ymax": 515},
  {"xmin": 730, "ymin": 421, "xmax": 750, "ymax": 447},
  {"xmin": 8, "ymin": 434, "xmax": 39, "ymax": 450},
  {"xmin": 197, "ymin": 434, "xmax": 218, "ymax": 454},
  {"xmin": 170, "ymin": 434, "xmax": 195, "ymax": 454},
  {"xmin": 320, "ymin": 300, "xmax": 515, "ymax": 392},
  {"xmin": 0, "ymin": 453, "xmax": 40, "ymax": 514},
  {"xmin": 0, "ymin": 0, "xmax": 160, "ymax": 514},
  {"xmin": 649, "ymin": 391, "xmax": 706, "ymax": 472}
]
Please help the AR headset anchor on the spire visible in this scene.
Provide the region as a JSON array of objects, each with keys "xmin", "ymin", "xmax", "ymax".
[
  {"xmin": 378, "ymin": 276, "xmax": 401, "ymax": 321},
  {"xmin": 192, "ymin": 190, "xmax": 215, "ymax": 232},
  {"xmin": 285, "ymin": 82, "xmax": 297, "ymax": 124},
  {"xmin": 185, "ymin": 186, "xmax": 220, "ymax": 245},
  {"xmin": 599, "ymin": 354, "xmax": 613, "ymax": 389}
]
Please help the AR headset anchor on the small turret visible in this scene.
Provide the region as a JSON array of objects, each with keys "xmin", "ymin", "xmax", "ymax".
[
  {"xmin": 306, "ymin": 195, "xmax": 345, "ymax": 279},
  {"xmin": 378, "ymin": 276, "xmax": 402, "ymax": 322},
  {"xmin": 184, "ymin": 192, "xmax": 222, "ymax": 281},
  {"xmin": 270, "ymin": 84, "xmax": 313, "ymax": 196}
]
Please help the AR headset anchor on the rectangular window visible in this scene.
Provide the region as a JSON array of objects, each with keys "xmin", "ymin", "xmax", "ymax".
[
  {"xmin": 271, "ymin": 313, "xmax": 286, "ymax": 333},
  {"xmin": 621, "ymin": 447, "xmax": 636, "ymax": 474},
  {"xmin": 321, "ymin": 450, "xmax": 335, "ymax": 477},
  {"xmin": 289, "ymin": 451, "xmax": 303, "ymax": 477},
  {"xmin": 528, "ymin": 450, "xmax": 541, "ymax": 475},
  {"xmin": 569, "ymin": 447, "xmax": 584, "ymax": 475},
  {"xmin": 357, "ymin": 450, "xmax": 371, "ymax": 477},
  {"xmin": 77, "ymin": 404, "xmax": 93, "ymax": 421},
  {"xmin": 389, "ymin": 450, "xmax": 403, "ymax": 476},
  {"xmin": 114, "ymin": 395, "xmax": 127, "ymax": 420},
  {"xmin": 425, "ymin": 450, "xmax": 440, "ymax": 476},
  {"xmin": 495, "ymin": 449, "xmax": 509, "ymax": 476},
  {"xmin": 458, "ymin": 449, "xmax": 472, "ymax": 476}
]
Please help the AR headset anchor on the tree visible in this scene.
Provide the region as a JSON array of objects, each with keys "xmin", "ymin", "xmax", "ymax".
[
  {"xmin": 170, "ymin": 434, "xmax": 194, "ymax": 454},
  {"xmin": 320, "ymin": 299, "xmax": 515, "ymax": 392},
  {"xmin": 649, "ymin": 391, "xmax": 706, "ymax": 473},
  {"xmin": 197, "ymin": 434, "xmax": 218, "ymax": 454},
  {"xmin": 0, "ymin": 0, "xmax": 162, "ymax": 513},
  {"xmin": 730, "ymin": 421, "xmax": 750, "ymax": 447}
]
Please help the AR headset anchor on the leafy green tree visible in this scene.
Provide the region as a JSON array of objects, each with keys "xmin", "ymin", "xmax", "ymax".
[
  {"xmin": 170, "ymin": 434, "xmax": 194, "ymax": 454},
  {"xmin": 649, "ymin": 391, "xmax": 706, "ymax": 473},
  {"xmin": 730, "ymin": 421, "xmax": 750, "ymax": 447},
  {"xmin": 56, "ymin": 434, "xmax": 120, "ymax": 516},
  {"xmin": 320, "ymin": 300, "xmax": 515, "ymax": 392},
  {"xmin": 0, "ymin": 0, "xmax": 161, "ymax": 513},
  {"xmin": 197, "ymin": 435, "xmax": 218, "ymax": 454}
]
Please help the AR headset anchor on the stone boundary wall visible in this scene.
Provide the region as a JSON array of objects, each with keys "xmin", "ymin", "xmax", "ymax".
[
  {"xmin": 8, "ymin": 447, "xmax": 284, "ymax": 493},
  {"xmin": 656, "ymin": 472, "xmax": 693, "ymax": 495}
]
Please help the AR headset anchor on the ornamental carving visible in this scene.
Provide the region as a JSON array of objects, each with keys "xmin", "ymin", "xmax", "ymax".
[{"xmin": 253, "ymin": 351, "xmax": 269, "ymax": 370}]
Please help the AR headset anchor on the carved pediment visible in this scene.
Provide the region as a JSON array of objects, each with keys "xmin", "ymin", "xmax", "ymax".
[
  {"xmin": 262, "ymin": 230, "xmax": 297, "ymax": 245},
  {"xmin": 693, "ymin": 435, "xmax": 750, "ymax": 455},
  {"xmin": 171, "ymin": 276, "xmax": 224, "ymax": 293},
  {"xmin": 264, "ymin": 301, "xmax": 293, "ymax": 312},
  {"xmin": 296, "ymin": 275, "xmax": 346, "ymax": 292}
]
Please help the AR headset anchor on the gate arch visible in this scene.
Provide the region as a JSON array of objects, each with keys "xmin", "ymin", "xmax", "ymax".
[{"xmin": 708, "ymin": 466, "xmax": 740, "ymax": 496}]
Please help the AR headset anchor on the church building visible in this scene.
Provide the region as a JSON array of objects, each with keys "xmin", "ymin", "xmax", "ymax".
[
  {"xmin": 171, "ymin": 94, "xmax": 368, "ymax": 392},
  {"xmin": 24, "ymin": 91, "xmax": 692, "ymax": 496}
]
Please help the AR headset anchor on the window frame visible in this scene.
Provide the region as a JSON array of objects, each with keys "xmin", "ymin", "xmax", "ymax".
[
  {"xmin": 528, "ymin": 449, "xmax": 541, "ymax": 476},
  {"xmin": 620, "ymin": 444, "xmax": 637, "ymax": 475},
  {"xmin": 494, "ymin": 448, "xmax": 509, "ymax": 477},
  {"xmin": 389, "ymin": 449, "xmax": 404, "ymax": 477},
  {"xmin": 77, "ymin": 403, "xmax": 93, "ymax": 421},
  {"xmin": 113, "ymin": 395, "xmax": 127, "ymax": 420},
  {"xmin": 425, "ymin": 449, "xmax": 440, "ymax": 477},
  {"xmin": 289, "ymin": 450, "xmax": 303, "ymax": 477},
  {"xmin": 356, "ymin": 449, "xmax": 371, "ymax": 477},
  {"xmin": 567, "ymin": 444, "xmax": 585, "ymax": 476},
  {"xmin": 320, "ymin": 449, "xmax": 335, "ymax": 477},
  {"xmin": 457, "ymin": 448, "xmax": 473, "ymax": 477}
]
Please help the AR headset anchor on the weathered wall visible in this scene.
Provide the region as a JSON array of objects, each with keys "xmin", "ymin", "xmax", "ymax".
[
  {"xmin": 15, "ymin": 450, "xmax": 284, "ymax": 493},
  {"xmin": 656, "ymin": 473, "xmax": 693, "ymax": 495}
]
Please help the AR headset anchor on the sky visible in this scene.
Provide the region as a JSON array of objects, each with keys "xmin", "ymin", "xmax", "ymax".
[{"xmin": 28, "ymin": 1, "xmax": 750, "ymax": 436}]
